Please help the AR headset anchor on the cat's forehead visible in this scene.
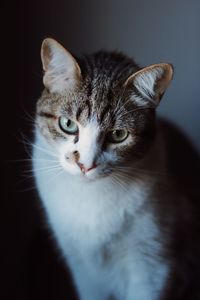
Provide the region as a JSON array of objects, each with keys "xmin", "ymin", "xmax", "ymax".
[
  {"xmin": 61, "ymin": 94, "xmax": 114, "ymax": 129},
  {"xmin": 38, "ymin": 51, "xmax": 147, "ymax": 129},
  {"xmin": 59, "ymin": 88, "xmax": 137, "ymax": 130},
  {"xmin": 59, "ymin": 64, "xmax": 138, "ymax": 128}
]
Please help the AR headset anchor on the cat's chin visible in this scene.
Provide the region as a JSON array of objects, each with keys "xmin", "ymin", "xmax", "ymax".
[
  {"xmin": 84, "ymin": 170, "xmax": 111, "ymax": 181},
  {"xmin": 62, "ymin": 161, "xmax": 112, "ymax": 181},
  {"xmin": 64, "ymin": 168, "xmax": 112, "ymax": 182},
  {"xmin": 74, "ymin": 171, "xmax": 110, "ymax": 183}
]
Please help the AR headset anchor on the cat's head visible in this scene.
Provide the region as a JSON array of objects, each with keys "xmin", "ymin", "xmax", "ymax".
[{"xmin": 36, "ymin": 38, "xmax": 173, "ymax": 180}]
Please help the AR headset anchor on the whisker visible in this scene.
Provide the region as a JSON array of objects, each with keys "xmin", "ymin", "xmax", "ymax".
[
  {"xmin": 16, "ymin": 185, "xmax": 38, "ymax": 193},
  {"xmin": 8, "ymin": 158, "xmax": 58, "ymax": 163},
  {"xmin": 113, "ymin": 82, "xmax": 130, "ymax": 115},
  {"xmin": 23, "ymin": 138, "xmax": 57, "ymax": 158},
  {"xmin": 47, "ymin": 169, "xmax": 64, "ymax": 185},
  {"xmin": 25, "ymin": 164, "xmax": 61, "ymax": 174},
  {"xmin": 17, "ymin": 166, "xmax": 61, "ymax": 184},
  {"xmin": 111, "ymin": 173, "xmax": 127, "ymax": 191},
  {"xmin": 18, "ymin": 131, "xmax": 33, "ymax": 159},
  {"xmin": 113, "ymin": 167, "xmax": 169, "ymax": 189},
  {"xmin": 20, "ymin": 102, "xmax": 36, "ymax": 124},
  {"xmin": 114, "ymin": 96, "xmax": 132, "ymax": 116},
  {"xmin": 117, "ymin": 106, "xmax": 155, "ymax": 119},
  {"xmin": 19, "ymin": 132, "xmax": 51, "ymax": 157},
  {"xmin": 115, "ymin": 165, "xmax": 168, "ymax": 177}
]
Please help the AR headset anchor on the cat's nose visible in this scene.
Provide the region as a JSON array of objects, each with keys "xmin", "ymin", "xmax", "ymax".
[{"xmin": 77, "ymin": 162, "xmax": 97, "ymax": 174}]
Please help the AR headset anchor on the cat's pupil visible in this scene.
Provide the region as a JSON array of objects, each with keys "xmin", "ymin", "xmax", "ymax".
[
  {"xmin": 66, "ymin": 120, "xmax": 71, "ymax": 127},
  {"xmin": 115, "ymin": 130, "xmax": 122, "ymax": 137}
]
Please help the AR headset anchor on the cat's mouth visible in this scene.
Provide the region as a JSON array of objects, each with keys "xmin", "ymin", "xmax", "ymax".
[
  {"xmin": 78, "ymin": 166, "xmax": 113, "ymax": 181},
  {"xmin": 61, "ymin": 157, "xmax": 113, "ymax": 180},
  {"xmin": 76, "ymin": 161, "xmax": 98, "ymax": 175}
]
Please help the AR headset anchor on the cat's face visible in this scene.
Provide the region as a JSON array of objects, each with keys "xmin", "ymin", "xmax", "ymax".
[{"xmin": 36, "ymin": 38, "xmax": 173, "ymax": 180}]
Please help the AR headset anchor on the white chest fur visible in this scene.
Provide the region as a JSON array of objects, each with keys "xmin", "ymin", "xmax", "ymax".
[{"xmin": 33, "ymin": 134, "xmax": 169, "ymax": 300}]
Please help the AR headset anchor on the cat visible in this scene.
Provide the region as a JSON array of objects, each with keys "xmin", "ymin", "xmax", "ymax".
[{"xmin": 33, "ymin": 38, "xmax": 200, "ymax": 300}]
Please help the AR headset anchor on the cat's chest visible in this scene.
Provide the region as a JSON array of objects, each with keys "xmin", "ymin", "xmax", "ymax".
[{"xmin": 35, "ymin": 164, "xmax": 148, "ymax": 248}]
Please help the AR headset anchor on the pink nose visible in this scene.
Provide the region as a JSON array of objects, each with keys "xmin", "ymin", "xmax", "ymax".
[{"xmin": 77, "ymin": 162, "xmax": 97, "ymax": 174}]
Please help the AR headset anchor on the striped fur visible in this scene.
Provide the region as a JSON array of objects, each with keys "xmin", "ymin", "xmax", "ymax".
[{"xmin": 32, "ymin": 39, "xmax": 194, "ymax": 300}]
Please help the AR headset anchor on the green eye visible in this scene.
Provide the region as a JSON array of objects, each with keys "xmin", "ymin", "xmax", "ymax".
[
  {"xmin": 59, "ymin": 116, "xmax": 78, "ymax": 134},
  {"xmin": 108, "ymin": 130, "xmax": 129, "ymax": 143}
]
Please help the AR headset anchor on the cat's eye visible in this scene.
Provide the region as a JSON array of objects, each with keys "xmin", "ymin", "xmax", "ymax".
[
  {"xmin": 59, "ymin": 116, "xmax": 78, "ymax": 134},
  {"xmin": 107, "ymin": 130, "xmax": 129, "ymax": 143}
]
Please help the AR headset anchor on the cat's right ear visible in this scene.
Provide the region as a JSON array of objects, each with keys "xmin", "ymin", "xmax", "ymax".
[
  {"xmin": 41, "ymin": 38, "xmax": 81, "ymax": 93},
  {"xmin": 124, "ymin": 63, "xmax": 173, "ymax": 107}
]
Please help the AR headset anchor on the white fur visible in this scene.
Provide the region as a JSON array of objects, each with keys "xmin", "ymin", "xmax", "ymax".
[
  {"xmin": 78, "ymin": 120, "xmax": 100, "ymax": 169},
  {"xmin": 42, "ymin": 38, "xmax": 81, "ymax": 93},
  {"xmin": 133, "ymin": 67, "xmax": 164, "ymax": 106},
  {"xmin": 33, "ymin": 129, "xmax": 169, "ymax": 300}
]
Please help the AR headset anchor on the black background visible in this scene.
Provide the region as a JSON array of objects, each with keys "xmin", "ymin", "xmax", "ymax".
[{"xmin": 2, "ymin": 1, "xmax": 78, "ymax": 299}]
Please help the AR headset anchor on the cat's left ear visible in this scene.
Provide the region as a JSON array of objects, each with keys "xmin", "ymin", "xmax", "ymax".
[
  {"xmin": 41, "ymin": 38, "xmax": 81, "ymax": 93},
  {"xmin": 125, "ymin": 63, "xmax": 173, "ymax": 107}
]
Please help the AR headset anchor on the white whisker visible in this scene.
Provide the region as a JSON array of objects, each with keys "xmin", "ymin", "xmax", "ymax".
[
  {"xmin": 18, "ymin": 165, "xmax": 61, "ymax": 184},
  {"xmin": 25, "ymin": 164, "xmax": 61, "ymax": 174},
  {"xmin": 19, "ymin": 132, "xmax": 58, "ymax": 159},
  {"xmin": 115, "ymin": 165, "xmax": 168, "ymax": 176},
  {"xmin": 110, "ymin": 173, "xmax": 127, "ymax": 191},
  {"xmin": 117, "ymin": 106, "xmax": 154, "ymax": 119},
  {"xmin": 20, "ymin": 101, "xmax": 36, "ymax": 124},
  {"xmin": 8, "ymin": 158, "xmax": 58, "ymax": 163},
  {"xmin": 47, "ymin": 169, "xmax": 64, "ymax": 185},
  {"xmin": 25, "ymin": 140, "xmax": 57, "ymax": 158}
]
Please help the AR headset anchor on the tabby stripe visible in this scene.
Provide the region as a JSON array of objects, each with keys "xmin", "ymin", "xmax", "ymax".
[
  {"xmin": 86, "ymin": 99, "xmax": 92, "ymax": 119},
  {"xmin": 38, "ymin": 112, "xmax": 57, "ymax": 119},
  {"xmin": 74, "ymin": 134, "xmax": 79, "ymax": 144},
  {"xmin": 99, "ymin": 103, "xmax": 111, "ymax": 124},
  {"xmin": 111, "ymin": 62, "xmax": 133, "ymax": 84},
  {"xmin": 48, "ymin": 126, "xmax": 66, "ymax": 139},
  {"xmin": 76, "ymin": 107, "xmax": 83, "ymax": 121}
]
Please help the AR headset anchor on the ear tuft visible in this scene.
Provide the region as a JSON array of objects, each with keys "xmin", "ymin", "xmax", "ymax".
[
  {"xmin": 41, "ymin": 38, "xmax": 81, "ymax": 93},
  {"xmin": 125, "ymin": 63, "xmax": 173, "ymax": 107}
]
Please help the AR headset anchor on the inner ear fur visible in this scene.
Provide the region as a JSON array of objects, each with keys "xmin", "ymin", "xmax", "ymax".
[
  {"xmin": 125, "ymin": 63, "xmax": 174, "ymax": 106},
  {"xmin": 41, "ymin": 38, "xmax": 81, "ymax": 93}
]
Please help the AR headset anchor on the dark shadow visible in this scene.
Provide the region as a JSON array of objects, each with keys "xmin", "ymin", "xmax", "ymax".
[
  {"xmin": 159, "ymin": 118, "xmax": 200, "ymax": 204},
  {"xmin": 26, "ymin": 228, "xmax": 78, "ymax": 300},
  {"xmin": 159, "ymin": 118, "xmax": 200, "ymax": 300}
]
